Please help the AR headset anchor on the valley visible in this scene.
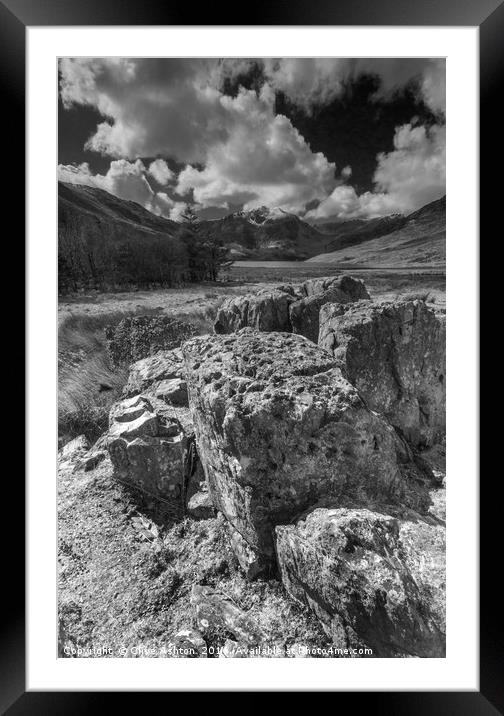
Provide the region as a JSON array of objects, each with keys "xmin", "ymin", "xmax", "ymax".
[{"xmin": 59, "ymin": 182, "xmax": 446, "ymax": 294}]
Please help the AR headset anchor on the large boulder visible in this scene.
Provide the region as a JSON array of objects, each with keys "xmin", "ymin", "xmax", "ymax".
[
  {"xmin": 290, "ymin": 276, "xmax": 371, "ymax": 342},
  {"xmin": 289, "ymin": 276, "xmax": 369, "ymax": 343},
  {"xmin": 214, "ymin": 289, "xmax": 295, "ymax": 334},
  {"xmin": 275, "ymin": 500, "xmax": 446, "ymax": 657},
  {"xmin": 123, "ymin": 348, "xmax": 185, "ymax": 398},
  {"xmin": 107, "ymin": 394, "xmax": 197, "ymax": 506},
  {"xmin": 182, "ymin": 330, "xmax": 433, "ymax": 573},
  {"xmin": 319, "ymin": 300, "xmax": 445, "ymax": 447},
  {"xmin": 301, "ymin": 275, "xmax": 370, "ymax": 300},
  {"xmin": 214, "ymin": 276, "xmax": 370, "ymax": 342}
]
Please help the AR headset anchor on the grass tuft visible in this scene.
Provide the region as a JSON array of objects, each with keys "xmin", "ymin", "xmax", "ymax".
[{"xmin": 58, "ymin": 303, "xmax": 219, "ymax": 447}]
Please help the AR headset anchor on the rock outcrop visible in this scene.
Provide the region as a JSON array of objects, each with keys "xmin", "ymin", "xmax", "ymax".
[
  {"xmin": 123, "ymin": 348, "xmax": 185, "ymax": 398},
  {"xmin": 300, "ymin": 275, "xmax": 370, "ymax": 301},
  {"xmin": 276, "ymin": 499, "xmax": 445, "ymax": 657},
  {"xmin": 151, "ymin": 377, "xmax": 188, "ymax": 406},
  {"xmin": 214, "ymin": 289, "xmax": 295, "ymax": 334},
  {"xmin": 107, "ymin": 394, "xmax": 194, "ymax": 506},
  {"xmin": 319, "ymin": 299, "xmax": 445, "ymax": 446},
  {"xmin": 183, "ymin": 329, "xmax": 433, "ymax": 573},
  {"xmin": 290, "ymin": 276, "xmax": 370, "ymax": 343},
  {"xmin": 214, "ymin": 276, "xmax": 370, "ymax": 343}
]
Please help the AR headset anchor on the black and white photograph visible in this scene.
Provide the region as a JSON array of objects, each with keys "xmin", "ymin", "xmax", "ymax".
[{"xmin": 56, "ymin": 56, "xmax": 448, "ymax": 660}]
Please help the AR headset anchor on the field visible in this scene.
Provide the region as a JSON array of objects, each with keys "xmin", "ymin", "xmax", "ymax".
[{"xmin": 59, "ymin": 263, "xmax": 445, "ymax": 320}]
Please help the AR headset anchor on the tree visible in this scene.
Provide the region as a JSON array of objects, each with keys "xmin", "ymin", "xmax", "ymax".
[{"xmin": 178, "ymin": 205, "xmax": 230, "ymax": 283}]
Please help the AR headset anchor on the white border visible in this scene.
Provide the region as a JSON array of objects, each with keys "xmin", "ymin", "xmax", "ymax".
[{"xmin": 27, "ymin": 26, "xmax": 479, "ymax": 691}]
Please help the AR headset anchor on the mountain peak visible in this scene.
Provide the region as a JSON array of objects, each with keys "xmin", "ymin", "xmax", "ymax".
[{"xmin": 229, "ymin": 206, "xmax": 292, "ymax": 225}]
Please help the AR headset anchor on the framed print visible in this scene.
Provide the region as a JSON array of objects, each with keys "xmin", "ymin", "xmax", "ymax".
[{"xmin": 2, "ymin": 0, "xmax": 495, "ymax": 708}]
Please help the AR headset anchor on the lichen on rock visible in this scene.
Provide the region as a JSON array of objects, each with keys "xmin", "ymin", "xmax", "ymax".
[
  {"xmin": 214, "ymin": 289, "xmax": 295, "ymax": 334},
  {"xmin": 289, "ymin": 275, "xmax": 370, "ymax": 343},
  {"xmin": 122, "ymin": 348, "xmax": 185, "ymax": 398},
  {"xmin": 275, "ymin": 497, "xmax": 446, "ymax": 657},
  {"xmin": 107, "ymin": 394, "xmax": 197, "ymax": 509},
  {"xmin": 183, "ymin": 329, "xmax": 434, "ymax": 573},
  {"xmin": 319, "ymin": 299, "xmax": 445, "ymax": 447}
]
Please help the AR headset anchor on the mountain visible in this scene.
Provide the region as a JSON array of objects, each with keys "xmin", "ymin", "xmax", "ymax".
[
  {"xmin": 307, "ymin": 196, "xmax": 446, "ymax": 267},
  {"xmin": 59, "ymin": 181, "xmax": 180, "ymax": 238},
  {"xmin": 58, "ymin": 183, "xmax": 446, "ymax": 281},
  {"xmin": 58, "ymin": 182, "xmax": 185, "ymax": 291},
  {"xmin": 199, "ymin": 207, "xmax": 331, "ymax": 260},
  {"xmin": 310, "ymin": 214, "xmax": 406, "ymax": 244}
]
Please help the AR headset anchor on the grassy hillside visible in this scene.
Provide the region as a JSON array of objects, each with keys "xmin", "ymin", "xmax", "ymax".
[
  {"xmin": 312, "ymin": 214, "xmax": 406, "ymax": 247},
  {"xmin": 308, "ymin": 196, "xmax": 445, "ymax": 267},
  {"xmin": 59, "ymin": 182, "xmax": 179, "ymax": 237}
]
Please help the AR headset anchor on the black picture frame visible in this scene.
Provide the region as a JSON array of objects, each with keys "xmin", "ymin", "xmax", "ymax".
[{"xmin": 3, "ymin": 0, "xmax": 494, "ymax": 709}]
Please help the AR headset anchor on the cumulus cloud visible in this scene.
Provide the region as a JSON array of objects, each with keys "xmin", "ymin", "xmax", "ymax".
[
  {"xmin": 168, "ymin": 201, "xmax": 190, "ymax": 222},
  {"xmin": 58, "ymin": 158, "xmax": 152, "ymax": 202},
  {"xmin": 260, "ymin": 58, "xmax": 445, "ymax": 115},
  {"xmin": 419, "ymin": 59, "xmax": 446, "ymax": 116},
  {"xmin": 373, "ymin": 123, "xmax": 445, "ymax": 205},
  {"xmin": 175, "ymin": 86, "xmax": 336, "ymax": 212},
  {"xmin": 59, "ymin": 58, "xmax": 445, "ymax": 218},
  {"xmin": 58, "ymin": 159, "xmax": 186, "ymax": 220},
  {"xmin": 59, "ymin": 59, "xmax": 338, "ymax": 211},
  {"xmin": 60, "ymin": 58, "xmax": 229, "ymax": 163},
  {"xmin": 306, "ymin": 122, "xmax": 445, "ymax": 220},
  {"xmin": 262, "ymin": 59, "xmax": 347, "ymax": 111},
  {"xmin": 148, "ymin": 159, "xmax": 174, "ymax": 185}
]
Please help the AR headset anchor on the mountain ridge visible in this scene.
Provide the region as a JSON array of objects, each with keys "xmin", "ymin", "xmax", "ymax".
[
  {"xmin": 307, "ymin": 195, "xmax": 446, "ymax": 266},
  {"xmin": 58, "ymin": 182, "xmax": 445, "ymax": 270}
]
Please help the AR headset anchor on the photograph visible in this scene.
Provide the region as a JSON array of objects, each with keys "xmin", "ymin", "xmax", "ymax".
[{"xmin": 56, "ymin": 56, "xmax": 448, "ymax": 660}]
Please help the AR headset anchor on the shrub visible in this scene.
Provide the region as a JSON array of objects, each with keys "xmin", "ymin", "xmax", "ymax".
[{"xmin": 105, "ymin": 315, "xmax": 198, "ymax": 367}]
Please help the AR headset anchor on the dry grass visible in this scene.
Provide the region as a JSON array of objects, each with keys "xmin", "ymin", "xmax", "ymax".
[
  {"xmin": 58, "ymin": 461, "xmax": 331, "ymax": 658},
  {"xmin": 58, "ymin": 304, "xmax": 219, "ymax": 446},
  {"xmin": 58, "ymin": 356, "xmax": 128, "ymax": 445}
]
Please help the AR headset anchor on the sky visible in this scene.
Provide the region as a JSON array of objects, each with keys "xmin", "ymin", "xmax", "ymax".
[{"xmin": 58, "ymin": 58, "xmax": 446, "ymax": 222}]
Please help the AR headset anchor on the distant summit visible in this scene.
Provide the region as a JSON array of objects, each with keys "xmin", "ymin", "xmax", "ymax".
[{"xmin": 198, "ymin": 208, "xmax": 329, "ymax": 260}]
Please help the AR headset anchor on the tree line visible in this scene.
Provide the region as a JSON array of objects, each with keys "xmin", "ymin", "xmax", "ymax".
[{"xmin": 58, "ymin": 204, "xmax": 231, "ymax": 293}]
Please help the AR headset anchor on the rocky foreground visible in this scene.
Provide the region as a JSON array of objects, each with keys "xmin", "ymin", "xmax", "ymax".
[{"xmin": 59, "ymin": 275, "xmax": 446, "ymax": 658}]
